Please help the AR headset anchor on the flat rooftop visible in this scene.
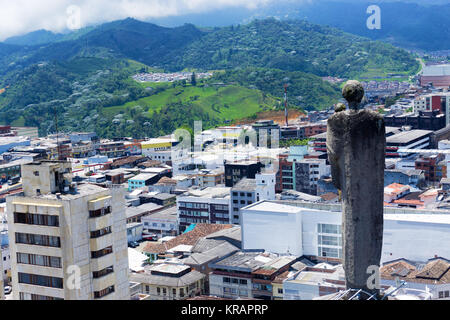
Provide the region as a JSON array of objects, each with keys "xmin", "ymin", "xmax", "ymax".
[
  {"xmin": 211, "ymin": 250, "xmax": 273, "ymax": 271},
  {"xmin": 149, "ymin": 263, "xmax": 190, "ymax": 275},
  {"xmin": 143, "ymin": 205, "xmax": 177, "ymax": 220},
  {"xmin": 185, "ymin": 187, "xmax": 231, "ymax": 199},
  {"xmin": 422, "ymin": 64, "xmax": 450, "ymax": 76},
  {"xmin": 386, "ymin": 130, "xmax": 432, "ymax": 145},
  {"xmin": 126, "ymin": 203, "xmax": 163, "ymax": 218},
  {"xmin": 129, "ymin": 173, "xmax": 158, "ymax": 181},
  {"xmin": 232, "ymin": 178, "xmax": 256, "ymax": 192},
  {"xmin": 242, "ymin": 200, "xmax": 303, "ymax": 214}
]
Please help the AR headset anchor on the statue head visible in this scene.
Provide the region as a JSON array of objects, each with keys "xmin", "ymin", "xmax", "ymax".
[{"xmin": 342, "ymin": 80, "xmax": 365, "ymax": 110}]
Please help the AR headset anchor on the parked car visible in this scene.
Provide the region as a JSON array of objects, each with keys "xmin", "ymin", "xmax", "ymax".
[
  {"xmin": 143, "ymin": 233, "xmax": 158, "ymax": 241},
  {"xmin": 128, "ymin": 241, "xmax": 139, "ymax": 248},
  {"xmin": 4, "ymin": 286, "xmax": 12, "ymax": 295}
]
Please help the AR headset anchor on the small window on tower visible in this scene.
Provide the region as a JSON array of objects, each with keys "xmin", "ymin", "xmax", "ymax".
[{"xmin": 33, "ymin": 171, "xmax": 39, "ymax": 176}]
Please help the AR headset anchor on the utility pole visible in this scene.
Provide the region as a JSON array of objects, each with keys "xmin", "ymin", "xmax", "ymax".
[
  {"xmin": 54, "ymin": 106, "xmax": 61, "ymax": 161},
  {"xmin": 284, "ymin": 83, "xmax": 289, "ymax": 127}
]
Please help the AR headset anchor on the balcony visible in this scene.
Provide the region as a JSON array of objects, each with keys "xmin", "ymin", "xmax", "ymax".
[
  {"xmin": 89, "ymin": 214, "xmax": 112, "ymax": 232},
  {"xmin": 90, "ymin": 233, "xmax": 113, "ymax": 252},
  {"xmin": 91, "ymin": 253, "xmax": 114, "ymax": 272},
  {"xmin": 92, "ymin": 272, "xmax": 115, "ymax": 293}
]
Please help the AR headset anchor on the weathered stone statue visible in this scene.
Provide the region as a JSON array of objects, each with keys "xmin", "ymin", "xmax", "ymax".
[{"xmin": 327, "ymin": 80, "xmax": 385, "ymax": 297}]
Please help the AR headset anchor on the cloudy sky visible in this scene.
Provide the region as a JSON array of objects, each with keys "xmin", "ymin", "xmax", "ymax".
[
  {"xmin": 0, "ymin": 0, "xmax": 283, "ymax": 41},
  {"xmin": 0, "ymin": 0, "xmax": 444, "ymax": 41}
]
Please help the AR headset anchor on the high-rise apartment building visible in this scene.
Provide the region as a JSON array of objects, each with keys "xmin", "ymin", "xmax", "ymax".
[{"xmin": 6, "ymin": 160, "xmax": 130, "ymax": 300}]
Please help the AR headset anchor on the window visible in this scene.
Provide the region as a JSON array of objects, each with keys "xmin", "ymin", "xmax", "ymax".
[
  {"xmin": 33, "ymin": 171, "xmax": 39, "ymax": 176},
  {"xmin": 20, "ymin": 293, "xmax": 62, "ymax": 300},
  {"xmin": 318, "ymin": 235, "xmax": 342, "ymax": 247},
  {"xmin": 318, "ymin": 224, "xmax": 341, "ymax": 234},
  {"xmin": 17, "ymin": 253, "xmax": 61, "ymax": 268},
  {"xmin": 94, "ymin": 286, "xmax": 115, "ymax": 299},
  {"xmin": 157, "ymin": 287, "xmax": 161, "ymax": 295},
  {"xmin": 278, "ymin": 288, "xmax": 283, "ymax": 294},
  {"xmin": 239, "ymin": 279, "xmax": 247, "ymax": 285},
  {"xmin": 93, "ymin": 266, "xmax": 114, "ymax": 279},
  {"xmin": 223, "ymin": 277, "xmax": 231, "ymax": 283},
  {"xmin": 18, "ymin": 273, "xmax": 63, "ymax": 289},
  {"xmin": 15, "ymin": 233, "xmax": 60, "ymax": 248},
  {"xmin": 14, "ymin": 212, "xmax": 59, "ymax": 227},
  {"xmin": 239, "ymin": 289, "xmax": 248, "ymax": 296},
  {"xmin": 232, "ymin": 278, "xmax": 239, "ymax": 284},
  {"xmin": 91, "ymin": 246, "xmax": 113, "ymax": 259},
  {"xmin": 319, "ymin": 247, "xmax": 342, "ymax": 258},
  {"xmin": 89, "ymin": 206, "xmax": 112, "ymax": 218},
  {"xmin": 90, "ymin": 226, "xmax": 112, "ymax": 239}
]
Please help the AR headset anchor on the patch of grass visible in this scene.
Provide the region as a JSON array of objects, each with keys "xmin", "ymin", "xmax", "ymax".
[{"xmin": 103, "ymin": 84, "xmax": 280, "ymax": 121}]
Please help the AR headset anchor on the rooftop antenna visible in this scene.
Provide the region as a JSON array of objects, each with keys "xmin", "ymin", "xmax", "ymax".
[{"xmin": 284, "ymin": 83, "xmax": 289, "ymax": 127}]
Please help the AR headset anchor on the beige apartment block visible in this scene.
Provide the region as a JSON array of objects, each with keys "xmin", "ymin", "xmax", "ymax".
[
  {"xmin": 0, "ymin": 256, "xmax": 4, "ymax": 300},
  {"xmin": 6, "ymin": 161, "xmax": 130, "ymax": 300}
]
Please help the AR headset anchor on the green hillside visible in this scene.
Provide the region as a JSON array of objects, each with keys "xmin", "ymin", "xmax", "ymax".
[
  {"xmin": 100, "ymin": 83, "xmax": 282, "ymax": 138},
  {"xmin": 211, "ymin": 67, "xmax": 341, "ymax": 111}
]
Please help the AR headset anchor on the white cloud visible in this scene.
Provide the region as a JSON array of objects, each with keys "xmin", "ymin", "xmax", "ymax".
[{"xmin": 0, "ymin": 0, "xmax": 276, "ymax": 41}]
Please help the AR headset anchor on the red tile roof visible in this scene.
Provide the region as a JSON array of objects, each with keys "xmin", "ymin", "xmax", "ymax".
[
  {"xmin": 143, "ymin": 223, "xmax": 233, "ymax": 254},
  {"xmin": 381, "ymin": 258, "xmax": 450, "ymax": 284}
]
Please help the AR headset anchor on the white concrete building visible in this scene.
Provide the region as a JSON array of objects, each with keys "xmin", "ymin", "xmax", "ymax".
[
  {"xmin": 283, "ymin": 263, "xmax": 345, "ymax": 300},
  {"xmin": 6, "ymin": 161, "xmax": 130, "ymax": 300},
  {"xmin": 141, "ymin": 138, "xmax": 184, "ymax": 164},
  {"xmin": 255, "ymin": 171, "xmax": 276, "ymax": 202},
  {"xmin": 241, "ymin": 200, "xmax": 450, "ymax": 263}
]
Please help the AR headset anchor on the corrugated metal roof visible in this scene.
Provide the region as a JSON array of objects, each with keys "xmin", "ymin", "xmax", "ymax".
[{"xmin": 422, "ymin": 64, "xmax": 450, "ymax": 76}]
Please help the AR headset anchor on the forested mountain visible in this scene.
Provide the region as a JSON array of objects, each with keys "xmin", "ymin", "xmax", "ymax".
[
  {"xmin": 0, "ymin": 18, "xmax": 420, "ymax": 138},
  {"xmin": 175, "ymin": 18, "xmax": 418, "ymax": 78},
  {"xmin": 143, "ymin": 1, "xmax": 450, "ymax": 52},
  {"xmin": 0, "ymin": 18, "xmax": 418, "ymax": 78}
]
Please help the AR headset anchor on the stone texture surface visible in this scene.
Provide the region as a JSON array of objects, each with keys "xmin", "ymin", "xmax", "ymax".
[{"xmin": 327, "ymin": 81, "xmax": 385, "ymax": 295}]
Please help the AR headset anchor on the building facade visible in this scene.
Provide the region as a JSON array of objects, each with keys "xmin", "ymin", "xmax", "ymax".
[
  {"xmin": 177, "ymin": 187, "xmax": 231, "ymax": 232},
  {"xmin": 6, "ymin": 161, "xmax": 130, "ymax": 300}
]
